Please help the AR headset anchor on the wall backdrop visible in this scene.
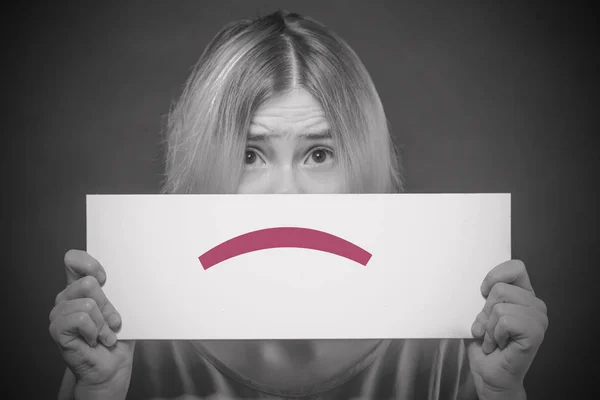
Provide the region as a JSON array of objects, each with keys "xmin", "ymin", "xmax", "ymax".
[{"xmin": 7, "ymin": 1, "xmax": 598, "ymax": 398}]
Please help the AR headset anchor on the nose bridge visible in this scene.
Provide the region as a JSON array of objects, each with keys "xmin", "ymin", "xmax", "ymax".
[{"xmin": 274, "ymin": 164, "xmax": 300, "ymax": 194}]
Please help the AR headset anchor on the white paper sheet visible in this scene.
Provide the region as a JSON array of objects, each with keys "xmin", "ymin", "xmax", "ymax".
[{"xmin": 86, "ymin": 193, "xmax": 511, "ymax": 340}]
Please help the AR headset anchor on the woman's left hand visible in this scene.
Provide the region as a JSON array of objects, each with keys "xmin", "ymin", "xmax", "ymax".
[{"xmin": 468, "ymin": 260, "xmax": 548, "ymax": 400}]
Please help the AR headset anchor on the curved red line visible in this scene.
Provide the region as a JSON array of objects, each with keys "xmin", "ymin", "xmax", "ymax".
[{"xmin": 198, "ymin": 227, "xmax": 372, "ymax": 270}]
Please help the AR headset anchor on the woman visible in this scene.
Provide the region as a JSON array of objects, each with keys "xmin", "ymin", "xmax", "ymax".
[{"xmin": 49, "ymin": 10, "xmax": 548, "ymax": 400}]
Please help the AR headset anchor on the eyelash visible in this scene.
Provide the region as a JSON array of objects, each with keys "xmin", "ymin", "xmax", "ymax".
[
  {"xmin": 244, "ymin": 147, "xmax": 263, "ymax": 165},
  {"xmin": 305, "ymin": 146, "xmax": 334, "ymax": 164}
]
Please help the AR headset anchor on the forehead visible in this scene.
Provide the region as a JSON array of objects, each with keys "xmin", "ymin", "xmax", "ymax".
[{"xmin": 250, "ymin": 89, "xmax": 329, "ymax": 135}]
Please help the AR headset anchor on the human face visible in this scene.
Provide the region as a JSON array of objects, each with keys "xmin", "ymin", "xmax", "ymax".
[
  {"xmin": 198, "ymin": 89, "xmax": 381, "ymax": 389},
  {"xmin": 236, "ymin": 88, "xmax": 348, "ymax": 194}
]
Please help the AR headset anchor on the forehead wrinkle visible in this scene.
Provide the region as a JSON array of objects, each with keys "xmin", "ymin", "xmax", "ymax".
[
  {"xmin": 254, "ymin": 105, "xmax": 324, "ymax": 121},
  {"xmin": 248, "ymin": 88, "xmax": 330, "ymax": 139},
  {"xmin": 249, "ymin": 118, "xmax": 330, "ymax": 140},
  {"xmin": 251, "ymin": 113, "xmax": 328, "ymax": 132}
]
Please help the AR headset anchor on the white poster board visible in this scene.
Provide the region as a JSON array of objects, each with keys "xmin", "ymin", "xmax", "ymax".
[{"xmin": 86, "ymin": 193, "xmax": 511, "ymax": 340}]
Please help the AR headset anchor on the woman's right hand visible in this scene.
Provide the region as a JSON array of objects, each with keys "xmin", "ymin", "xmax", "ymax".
[{"xmin": 49, "ymin": 250, "xmax": 135, "ymax": 399}]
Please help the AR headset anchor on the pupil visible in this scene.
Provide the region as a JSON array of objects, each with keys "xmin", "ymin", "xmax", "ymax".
[
  {"xmin": 312, "ymin": 150, "xmax": 325, "ymax": 163},
  {"xmin": 245, "ymin": 151, "xmax": 256, "ymax": 164}
]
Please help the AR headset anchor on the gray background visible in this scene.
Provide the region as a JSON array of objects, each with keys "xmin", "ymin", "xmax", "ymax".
[{"xmin": 6, "ymin": 1, "xmax": 598, "ymax": 398}]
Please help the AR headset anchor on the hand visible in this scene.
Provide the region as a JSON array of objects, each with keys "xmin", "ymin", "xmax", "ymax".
[
  {"xmin": 468, "ymin": 260, "xmax": 548, "ymax": 400},
  {"xmin": 49, "ymin": 250, "xmax": 135, "ymax": 399}
]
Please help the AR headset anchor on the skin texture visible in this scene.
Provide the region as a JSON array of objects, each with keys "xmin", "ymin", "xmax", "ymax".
[{"xmin": 50, "ymin": 89, "xmax": 548, "ymax": 400}]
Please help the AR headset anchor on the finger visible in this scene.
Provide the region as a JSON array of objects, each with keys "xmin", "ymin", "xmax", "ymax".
[
  {"xmin": 49, "ymin": 312, "xmax": 98, "ymax": 348},
  {"xmin": 481, "ymin": 282, "xmax": 547, "ymax": 318},
  {"xmin": 55, "ymin": 276, "xmax": 121, "ymax": 331},
  {"xmin": 482, "ymin": 331, "xmax": 495, "ymax": 354},
  {"xmin": 49, "ymin": 298, "xmax": 117, "ymax": 347},
  {"xmin": 471, "ymin": 319, "xmax": 486, "ymax": 338},
  {"xmin": 481, "ymin": 260, "xmax": 534, "ymax": 297},
  {"xmin": 473, "ymin": 281, "xmax": 547, "ymax": 339},
  {"xmin": 64, "ymin": 249, "xmax": 106, "ymax": 286},
  {"xmin": 482, "ymin": 303, "xmax": 547, "ymax": 354},
  {"xmin": 493, "ymin": 313, "xmax": 546, "ymax": 354}
]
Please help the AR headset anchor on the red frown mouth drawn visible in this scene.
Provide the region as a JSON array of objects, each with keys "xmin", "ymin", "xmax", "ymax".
[{"xmin": 198, "ymin": 227, "xmax": 372, "ymax": 270}]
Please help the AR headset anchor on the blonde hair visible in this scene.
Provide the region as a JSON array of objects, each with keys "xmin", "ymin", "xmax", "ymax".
[{"xmin": 161, "ymin": 10, "xmax": 404, "ymax": 194}]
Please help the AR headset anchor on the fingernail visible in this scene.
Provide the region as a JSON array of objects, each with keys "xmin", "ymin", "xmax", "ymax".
[
  {"xmin": 109, "ymin": 314, "xmax": 120, "ymax": 328},
  {"xmin": 472, "ymin": 322, "xmax": 483, "ymax": 336}
]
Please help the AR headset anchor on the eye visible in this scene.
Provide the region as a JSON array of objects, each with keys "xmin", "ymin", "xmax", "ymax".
[
  {"xmin": 244, "ymin": 149, "xmax": 265, "ymax": 167},
  {"xmin": 304, "ymin": 147, "xmax": 334, "ymax": 166}
]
